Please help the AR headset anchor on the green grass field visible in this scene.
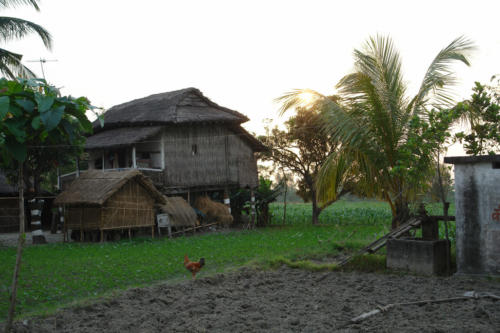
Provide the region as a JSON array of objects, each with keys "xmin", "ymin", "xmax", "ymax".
[{"xmin": 0, "ymin": 200, "xmax": 455, "ymax": 321}]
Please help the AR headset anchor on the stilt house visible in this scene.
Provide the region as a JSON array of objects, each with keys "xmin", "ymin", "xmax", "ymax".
[{"xmin": 74, "ymin": 88, "xmax": 264, "ymax": 196}]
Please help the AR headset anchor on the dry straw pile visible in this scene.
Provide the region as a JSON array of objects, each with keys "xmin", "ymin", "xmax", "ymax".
[{"xmin": 194, "ymin": 196, "xmax": 233, "ymax": 227}]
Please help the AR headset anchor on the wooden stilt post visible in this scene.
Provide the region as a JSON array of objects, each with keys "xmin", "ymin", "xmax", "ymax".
[
  {"xmin": 224, "ymin": 188, "xmax": 231, "ymax": 214},
  {"xmin": 76, "ymin": 156, "xmax": 80, "ymax": 178},
  {"xmin": 56, "ymin": 167, "xmax": 61, "ymax": 190},
  {"xmin": 128, "ymin": 228, "xmax": 131, "ymax": 241},
  {"xmin": 132, "ymin": 146, "xmax": 137, "ymax": 169},
  {"xmin": 250, "ymin": 189, "xmax": 256, "ymax": 229}
]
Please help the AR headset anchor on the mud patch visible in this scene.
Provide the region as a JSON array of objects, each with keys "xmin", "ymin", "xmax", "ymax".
[{"xmin": 3, "ymin": 267, "xmax": 500, "ymax": 332}]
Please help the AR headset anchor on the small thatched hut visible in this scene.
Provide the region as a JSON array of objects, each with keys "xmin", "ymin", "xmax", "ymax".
[
  {"xmin": 54, "ymin": 170, "xmax": 165, "ymax": 240},
  {"xmin": 158, "ymin": 196, "xmax": 197, "ymax": 227}
]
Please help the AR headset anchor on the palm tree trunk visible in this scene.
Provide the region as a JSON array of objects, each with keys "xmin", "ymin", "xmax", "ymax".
[
  {"xmin": 311, "ymin": 189, "xmax": 323, "ymax": 225},
  {"xmin": 392, "ymin": 197, "xmax": 410, "ymax": 229}
]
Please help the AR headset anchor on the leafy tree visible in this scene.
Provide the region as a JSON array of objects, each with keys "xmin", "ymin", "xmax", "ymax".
[
  {"xmin": 0, "ymin": 78, "xmax": 95, "ymax": 332},
  {"xmin": 453, "ymin": 81, "xmax": 500, "ymax": 155},
  {"xmin": 230, "ymin": 177, "xmax": 282, "ymax": 227},
  {"xmin": 428, "ymin": 163, "xmax": 453, "ymax": 203},
  {"xmin": 278, "ymin": 35, "xmax": 474, "ymax": 228},
  {"xmin": 260, "ymin": 102, "xmax": 355, "ymax": 224},
  {"xmin": 0, "ymin": 0, "xmax": 52, "ymax": 79},
  {"xmin": 0, "ymin": 79, "xmax": 96, "ymax": 191}
]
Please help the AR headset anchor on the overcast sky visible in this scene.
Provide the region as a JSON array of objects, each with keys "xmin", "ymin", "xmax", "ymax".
[{"xmin": 3, "ymin": 0, "xmax": 500, "ymax": 155}]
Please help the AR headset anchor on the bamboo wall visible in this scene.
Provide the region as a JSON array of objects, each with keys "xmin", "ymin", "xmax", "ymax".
[
  {"xmin": 66, "ymin": 206, "xmax": 101, "ymax": 230},
  {"xmin": 65, "ymin": 180, "xmax": 155, "ymax": 231},
  {"xmin": 0, "ymin": 198, "xmax": 20, "ymax": 232},
  {"xmin": 162, "ymin": 124, "xmax": 258, "ymax": 189},
  {"xmin": 101, "ymin": 180, "xmax": 155, "ymax": 229}
]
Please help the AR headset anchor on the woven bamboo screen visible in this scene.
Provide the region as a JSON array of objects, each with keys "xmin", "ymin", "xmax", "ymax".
[{"xmin": 101, "ymin": 180, "xmax": 155, "ymax": 230}]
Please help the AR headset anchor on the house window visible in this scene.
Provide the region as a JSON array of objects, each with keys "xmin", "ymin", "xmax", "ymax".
[{"xmin": 192, "ymin": 144, "xmax": 198, "ymax": 156}]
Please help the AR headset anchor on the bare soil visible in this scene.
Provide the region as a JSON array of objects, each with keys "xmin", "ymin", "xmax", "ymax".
[{"xmin": 3, "ymin": 267, "xmax": 500, "ymax": 332}]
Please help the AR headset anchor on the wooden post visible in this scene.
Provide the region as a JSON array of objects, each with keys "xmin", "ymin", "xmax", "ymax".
[
  {"xmin": 160, "ymin": 130, "xmax": 165, "ymax": 170},
  {"xmin": 5, "ymin": 163, "xmax": 26, "ymax": 333},
  {"xmin": 76, "ymin": 156, "xmax": 80, "ymax": 177},
  {"xmin": 151, "ymin": 226, "xmax": 154, "ymax": 239},
  {"xmin": 128, "ymin": 228, "xmax": 131, "ymax": 241},
  {"xmin": 282, "ymin": 170, "xmax": 287, "ymax": 224},
  {"xmin": 132, "ymin": 146, "xmax": 137, "ymax": 169},
  {"xmin": 102, "ymin": 152, "xmax": 105, "ymax": 170},
  {"xmin": 62, "ymin": 205, "xmax": 67, "ymax": 242},
  {"xmin": 250, "ymin": 189, "xmax": 256, "ymax": 229},
  {"xmin": 224, "ymin": 189, "xmax": 231, "ymax": 214},
  {"xmin": 30, "ymin": 199, "xmax": 46, "ymax": 244},
  {"xmin": 56, "ymin": 167, "xmax": 61, "ymax": 190}
]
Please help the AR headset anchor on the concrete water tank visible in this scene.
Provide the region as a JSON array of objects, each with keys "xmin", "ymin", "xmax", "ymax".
[{"xmin": 444, "ymin": 155, "xmax": 500, "ymax": 276}]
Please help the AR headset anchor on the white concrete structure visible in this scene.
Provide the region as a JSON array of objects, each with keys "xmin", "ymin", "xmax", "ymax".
[{"xmin": 445, "ymin": 155, "xmax": 500, "ymax": 276}]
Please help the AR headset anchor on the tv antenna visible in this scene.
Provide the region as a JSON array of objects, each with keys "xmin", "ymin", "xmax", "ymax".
[{"xmin": 27, "ymin": 58, "xmax": 58, "ymax": 80}]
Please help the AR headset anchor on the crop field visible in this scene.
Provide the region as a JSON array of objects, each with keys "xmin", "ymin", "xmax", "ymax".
[
  {"xmin": 0, "ymin": 200, "xmax": 456, "ymax": 322},
  {"xmin": 270, "ymin": 200, "xmax": 455, "ymax": 241}
]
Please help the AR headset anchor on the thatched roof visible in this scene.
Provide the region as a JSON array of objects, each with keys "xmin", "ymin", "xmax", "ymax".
[
  {"xmin": 86, "ymin": 126, "xmax": 162, "ymax": 150},
  {"xmin": 54, "ymin": 170, "xmax": 166, "ymax": 206},
  {"xmin": 93, "ymin": 88, "xmax": 248, "ymax": 133},
  {"xmin": 158, "ymin": 196, "xmax": 197, "ymax": 227}
]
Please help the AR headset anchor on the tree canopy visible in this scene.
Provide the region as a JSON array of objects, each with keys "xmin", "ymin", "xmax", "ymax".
[
  {"xmin": 453, "ymin": 81, "xmax": 500, "ymax": 155},
  {"xmin": 278, "ymin": 35, "xmax": 474, "ymax": 228},
  {"xmin": 260, "ymin": 101, "xmax": 355, "ymax": 224},
  {"xmin": 0, "ymin": 78, "xmax": 97, "ymax": 191}
]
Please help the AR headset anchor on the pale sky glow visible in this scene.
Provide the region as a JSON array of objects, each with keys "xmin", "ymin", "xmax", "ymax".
[{"xmin": 3, "ymin": 0, "xmax": 500, "ymax": 156}]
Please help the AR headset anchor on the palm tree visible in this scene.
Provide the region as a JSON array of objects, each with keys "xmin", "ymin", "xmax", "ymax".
[
  {"xmin": 278, "ymin": 35, "xmax": 474, "ymax": 228},
  {"xmin": 0, "ymin": 0, "xmax": 52, "ymax": 79}
]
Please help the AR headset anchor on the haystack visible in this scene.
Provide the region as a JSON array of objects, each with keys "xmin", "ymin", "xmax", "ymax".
[
  {"xmin": 194, "ymin": 196, "xmax": 233, "ymax": 227},
  {"xmin": 158, "ymin": 196, "xmax": 197, "ymax": 227}
]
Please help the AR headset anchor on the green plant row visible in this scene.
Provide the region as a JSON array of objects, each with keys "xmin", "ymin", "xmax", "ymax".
[{"xmin": 269, "ymin": 201, "xmax": 455, "ymax": 226}]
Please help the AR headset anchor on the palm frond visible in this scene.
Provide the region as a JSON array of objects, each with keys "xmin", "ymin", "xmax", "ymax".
[
  {"xmin": 316, "ymin": 152, "xmax": 349, "ymax": 205},
  {"xmin": 411, "ymin": 36, "xmax": 475, "ymax": 113},
  {"xmin": 275, "ymin": 88, "xmax": 324, "ymax": 116},
  {"xmin": 0, "ymin": 0, "xmax": 39, "ymax": 10},
  {"xmin": 0, "ymin": 16, "xmax": 52, "ymax": 48},
  {"xmin": 0, "ymin": 47, "xmax": 36, "ymax": 79}
]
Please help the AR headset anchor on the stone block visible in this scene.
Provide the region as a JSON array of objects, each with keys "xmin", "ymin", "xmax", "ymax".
[{"xmin": 386, "ymin": 238, "xmax": 450, "ymax": 275}]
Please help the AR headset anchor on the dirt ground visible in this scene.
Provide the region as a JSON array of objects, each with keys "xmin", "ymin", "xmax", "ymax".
[
  {"xmin": 3, "ymin": 267, "xmax": 500, "ymax": 333},
  {"xmin": 0, "ymin": 231, "xmax": 65, "ymax": 247}
]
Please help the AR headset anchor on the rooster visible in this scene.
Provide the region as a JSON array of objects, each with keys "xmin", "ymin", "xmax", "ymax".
[{"xmin": 184, "ymin": 254, "xmax": 205, "ymax": 280}]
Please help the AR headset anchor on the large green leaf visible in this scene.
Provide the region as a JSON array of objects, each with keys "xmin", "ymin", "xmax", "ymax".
[
  {"xmin": 4, "ymin": 118, "xmax": 26, "ymax": 141},
  {"xmin": 66, "ymin": 107, "xmax": 93, "ymax": 132},
  {"xmin": 31, "ymin": 115, "xmax": 41, "ymax": 130},
  {"xmin": 5, "ymin": 137, "xmax": 27, "ymax": 162},
  {"xmin": 15, "ymin": 98, "xmax": 35, "ymax": 113},
  {"xmin": 0, "ymin": 96, "xmax": 9, "ymax": 119},
  {"xmin": 35, "ymin": 94, "xmax": 54, "ymax": 113},
  {"xmin": 40, "ymin": 105, "xmax": 64, "ymax": 131},
  {"xmin": 60, "ymin": 118, "xmax": 75, "ymax": 143}
]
